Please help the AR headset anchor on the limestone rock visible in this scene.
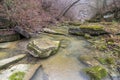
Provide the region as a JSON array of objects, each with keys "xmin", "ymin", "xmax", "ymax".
[
  {"xmin": 42, "ymin": 0, "xmax": 120, "ymax": 21},
  {"xmin": 69, "ymin": 25, "xmax": 109, "ymax": 36},
  {"xmin": 0, "ymin": 64, "xmax": 30, "ymax": 80},
  {"xmin": 0, "ymin": 54, "xmax": 26, "ymax": 69},
  {"xmin": 43, "ymin": 28, "xmax": 66, "ymax": 35},
  {"xmin": 27, "ymin": 38, "xmax": 60, "ymax": 58},
  {"xmin": 0, "ymin": 29, "xmax": 21, "ymax": 43}
]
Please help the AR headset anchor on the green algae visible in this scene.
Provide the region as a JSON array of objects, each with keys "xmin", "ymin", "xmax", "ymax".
[
  {"xmin": 9, "ymin": 71, "xmax": 25, "ymax": 80},
  {"xmin": 80, "ymin": 25, "xmax": 103, "ymax": 30},
  {"xmin": 84, "ymin": 66, "xmax": 108, "ymax": 80}
]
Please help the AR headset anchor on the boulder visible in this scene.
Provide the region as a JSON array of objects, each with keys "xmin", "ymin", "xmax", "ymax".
[
  {"xmin": 27, "ymin": 38, "xmax": 60, "ymax": 58},
  {"xmin": 42, "ymin": 0, "xmax": 120, "ymax": 22}
]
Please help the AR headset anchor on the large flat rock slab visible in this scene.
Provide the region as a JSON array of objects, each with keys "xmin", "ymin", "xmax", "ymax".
[
  {"xmin": 0, "ymin": 64, "xmax": 31, "ymax": 80},
  {"xmin": 0, "ymin": 54, "xmax": 26, "ymax": 69}
]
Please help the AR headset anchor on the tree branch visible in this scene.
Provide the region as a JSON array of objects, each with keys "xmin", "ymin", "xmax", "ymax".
[{"xmin": 57, "ymin": 0, "xmax": 81, "ymax": 19}]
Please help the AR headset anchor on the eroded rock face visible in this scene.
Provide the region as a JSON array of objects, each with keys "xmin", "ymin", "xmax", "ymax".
[
  {"xmin": 42, "ymin": 0, "xmax": 120, "ymax": 22},
  {"xmin": 0, "ymin": 29, "xmax": 21, "ymax": 43},
  {"xmin": 27, "ymin": 38, "xmax": 60, "ymax": 58}
]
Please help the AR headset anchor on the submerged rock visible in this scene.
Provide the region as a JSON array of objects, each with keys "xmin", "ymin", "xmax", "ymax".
[
  {"xmin": 0, "ymin": 64, "xmax": 30, "ymax": 80},
  {"xmin": 69, "ymin": 25, "xmax": 109, "ymax": 36},
  {"xmin": 24, "ymin": 64, "xmax": 42, "ymax": 80},
  {"xmin": 109, "ymin": 71, "xmax": 120, "ymax": 80},
  {"xmin": 27, "ymin": 38, "xmax": 60, "ymax": 58},
  {"xmin": 79, "ymin": 55, "xmax": 100, "ymax": 66}
]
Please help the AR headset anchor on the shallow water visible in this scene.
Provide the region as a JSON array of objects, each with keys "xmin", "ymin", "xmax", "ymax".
[
  {"xmin": 31, "ymin": 33, "xmax": 91, "ymax": 80},
  {"xmin": 0, "ymin": 26, "xmax": 92, "ymax": 80}
]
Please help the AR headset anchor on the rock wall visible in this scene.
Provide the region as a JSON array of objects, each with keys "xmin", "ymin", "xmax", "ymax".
[{"xmin": 42, "ymin": 0, "xmax": 120, "ymax": 22}]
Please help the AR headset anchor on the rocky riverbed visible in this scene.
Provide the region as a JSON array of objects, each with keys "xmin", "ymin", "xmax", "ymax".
[{"xmin": 0, "ymin": 22, "xmax": 120, "ymax": 80}]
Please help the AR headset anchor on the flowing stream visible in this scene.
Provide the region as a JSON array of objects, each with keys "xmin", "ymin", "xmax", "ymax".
[
  {"xmin": 0, "ymin": 26, "xmax": 98, "ymax": 80},
  {"xmin": 30, "ymin": 33, "xmax": 91, "ymax": 80}
]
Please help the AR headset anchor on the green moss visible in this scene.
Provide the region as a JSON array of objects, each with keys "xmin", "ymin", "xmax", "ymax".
[
  {"xmin": 9, "ymin": 71, "xmax": 25, "ymax": 80},
  {"xmin": 84, "ymin": 66, "xmax": 108, "ymax": 80},
  {"xmin": 84, "ymin": 34, "xmax": 92, "ymax": 39},
  {"xmin": 99, "ymin": 45, "xmax": 107, "ymax": 51},
  {"xmin": 105, "ymin": 57, "xmax": 115, "ymax": 64},
  {"xmin": 80, "ymin": 25, "xmax": 103, "ymax": 30},
  {"xmin": 96, "ymin": 57, "xmax": 115, "ymax": 65},
  {"xmin": 96, "ymin": 58, "xmax": 107, "ymax": 65}
]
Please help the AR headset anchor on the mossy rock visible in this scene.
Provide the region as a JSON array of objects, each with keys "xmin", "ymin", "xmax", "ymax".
[
  {"xmin": 9, "ymin": 71, "xmax": 25, "ymax": 80},
  {"xmin": 0, "ymin": 29, "xmax": 21, "ymax": 43},
  {"xmin": 69, "ymin": 25, "xmax": 110, "ymax": 36},
  {"xmin": 84, "ymin": 66, "xmax": 108, "ymax": 80},
  {"xmin": 96, "ymin": 57, "xmax": 115, "ymax": 65},
  {"xmin": 98, "ymin": 45, "xmax": 107, "ymax": 51},
  {"xmin": 27, "ymin": 38, "xmax": 60, "ymax": 58},
  {"xmin": 84, "ymin": 34, "xmax": 92, "ymax": 39},
  {"xmin": 80, "ymin": 25, "xmax": 104, "ymax": 30},
  {"xmin": 69, "ymin": 27, "xmax": 109, "ymax": 36}
]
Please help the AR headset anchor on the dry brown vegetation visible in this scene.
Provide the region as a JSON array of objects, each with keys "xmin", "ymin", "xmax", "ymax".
[{"xmin": 0, "ymin": 0, "xmax": 59, "ymax": 32}]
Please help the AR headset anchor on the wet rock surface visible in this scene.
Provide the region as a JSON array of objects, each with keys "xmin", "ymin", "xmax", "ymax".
[
  {"xmin": 0, "ymin": 23, "xmax": 120, "ymax": 80},
  {"xmin": 0, "ymin": 64, "xmax": 31, "ymax": 80},
  {"xmin": 27, "ymin": 38, "xmax": 60, "ymax": 58},
  {"xmin": 0, "ymin": 54, "xmax": 26, "ymax": 69}
]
